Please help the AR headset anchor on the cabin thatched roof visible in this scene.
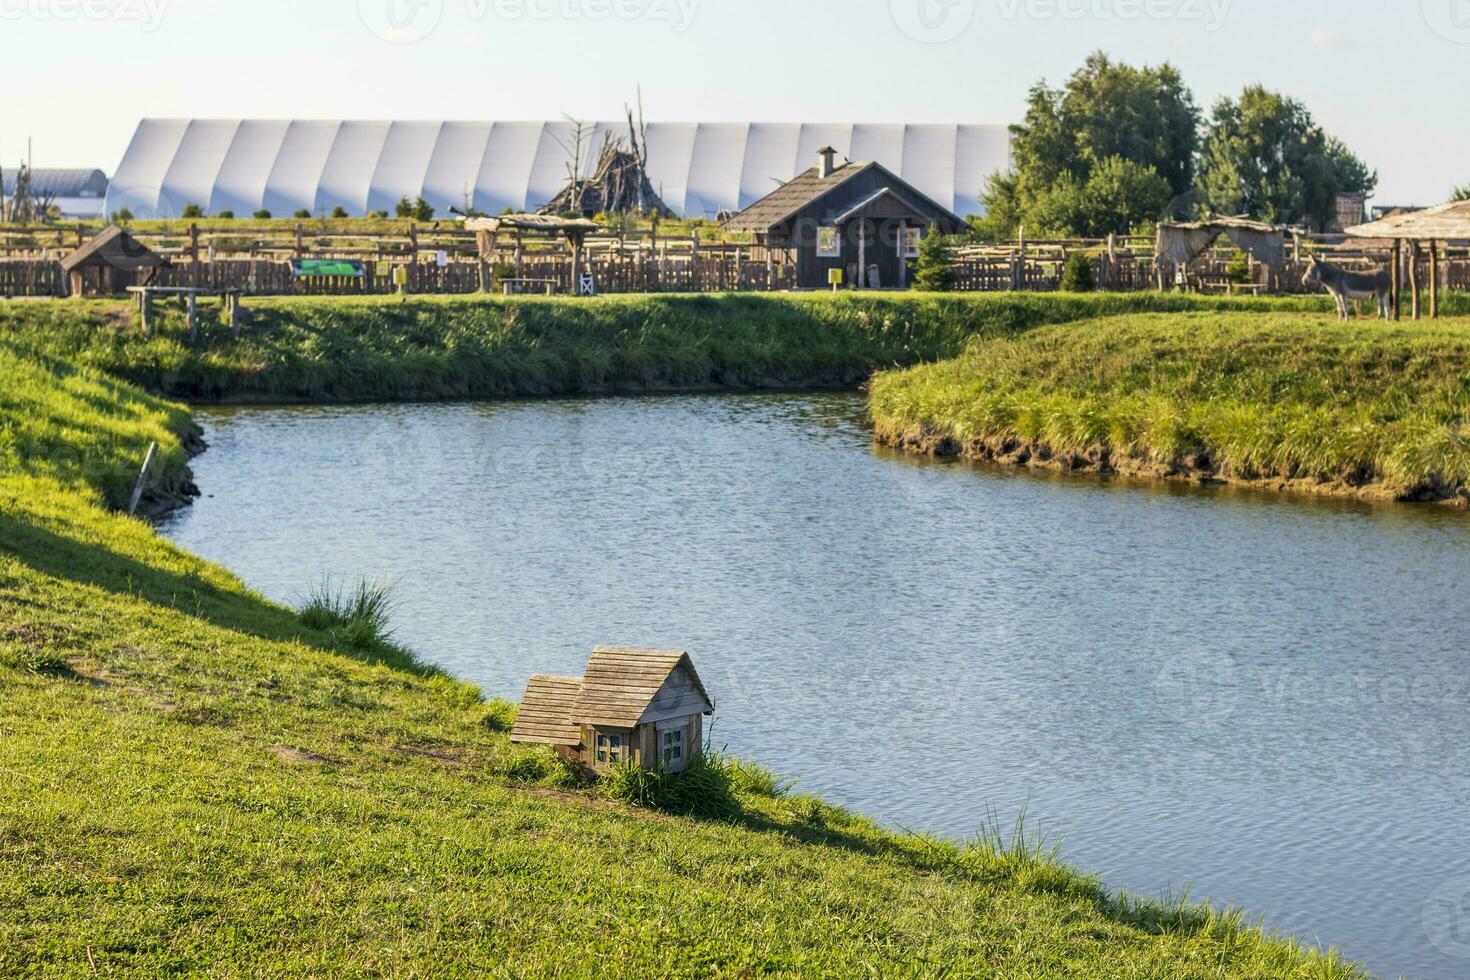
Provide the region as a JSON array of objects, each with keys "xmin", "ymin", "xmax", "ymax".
[
  {"xmin": 574, "ymin": 648, "xmax": 712, "ymax": 729},
  {"xmin": 60, "ymin": 226, "xmax": 165, "ymax": 273},
  {"xmin": 509, "ymin": 674, "xmax": 584, "ymax": 746},
  {"xmin": 1344, "ymin": 200, "xmax": 1470, "ymax": 241},
  {"xmin": 1155, "ymin": 217, "xmax": 1288, "ymax": 268}
]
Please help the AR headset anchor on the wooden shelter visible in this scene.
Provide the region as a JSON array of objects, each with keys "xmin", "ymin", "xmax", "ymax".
[
  {"xmin": 465, "ymin": 213, "xmax": 603, "ymax": 293},
  {"xmin": 723, "ymin": 148, "xmax": 965, "ymax": 290},
  {"xmin": 59, "ymin": 226, "xmax": 165, "ymax": 297},
  {"xmin": 1344, "ymin": 200, "xmax": 1470, "ymax": 319},
  {"xmin": 510, "ymin": 648, "xmax": 714, "ymax": 773}
]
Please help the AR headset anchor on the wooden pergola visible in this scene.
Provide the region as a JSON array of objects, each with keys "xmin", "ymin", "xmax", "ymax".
[
  {"xmin": 1343, "ymin": 200, "xmax": 1470, "ymax": 319},
  {"xmin": 464, "ymin": 214, "xmax": 603, "ymax": 294}
]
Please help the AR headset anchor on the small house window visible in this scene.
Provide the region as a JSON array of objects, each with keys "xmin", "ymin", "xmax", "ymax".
[
  {"xmin": 661, "ymin": 730, "xmax": 684, "ymax": 765},
  {"xmin": 597, "ymin": 733, "xmax": 623, "ymax": 765},
  {"xmin": 903, "ymin": 227, "xmax": 922, "ymax": 259},
  {"xmin": 817, "ymin": 226, "xmax": 841, "ymax": 258}
]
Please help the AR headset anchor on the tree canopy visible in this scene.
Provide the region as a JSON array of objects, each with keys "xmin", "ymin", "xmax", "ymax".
[
  {"xmin": 976, "ymin": 55, "xmax": 1379, "ymax": 239},
  {"xmin": 1197, "ymin": 86, "xmax": 1376, "ymax": 231}
]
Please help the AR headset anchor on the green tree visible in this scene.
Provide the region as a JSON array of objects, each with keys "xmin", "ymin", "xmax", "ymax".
[
  {"xmin": 413, "ymin": 197, "xmax": 435, "ymax": 221},
  {"xmin": 1059, "ymin": 251, "xmax": 1096, "ymax": 292},
  {"xmin": 331, "ymin": 205, "xmax": 349, "ymax": 219},
  {"xmin": 395, "ymin": 196, "xmax": 415, "ymax": 219},
  {"xmin": 181, "ymin": 203, "xmax": 204, "ymax": 219},
  {"xmin": 252, "ymin": 209, "xmax": 272, "ymax": 220},
  {"xmin": 111, "ymin": 207, "xmax": 133, "ymax": 224},
  {"xmin": 979, "ymin": 52, "xmax": 1200, "ymax": 239},
  {"xmin": 911, "ymin": 232, "xmax": 958, "ymax": 292},
  {"xmin": 1198, "ymin": 86, "xmax": 1376, "ymax": 230}
]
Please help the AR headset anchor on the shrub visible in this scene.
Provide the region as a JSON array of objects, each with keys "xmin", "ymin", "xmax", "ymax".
[
  {"xmin": 253, "ymin": 209, "xmax": 272, "ymax": 220},
  {"xmin": 297, "ymin": 576, "xmax": 397, "ymax": 651},
  {"xmin": 111, "ymin": 207, "xmax": 134, "ymax": 224},
  {"xmin": 215, "ymin": 210, "xmax": 235, "ymax": 220},
  {"xmin": 1060, "ymin": 251, "xmax": 1097, "ymax": 292},
  {"xmin": 412, "ymin": 197, "xmax": 434, "ymax": 221},
  {"xmin": 395, "ymin": 196, "xmax": 416, "ymax": 219},
  {"xmin": 601, "ymin": 752, "xmax": 741, "ymax": 820},
  {"xmin": 181, "ymin": 203, "xmax": 205, "ymax": 219},
  {"xmin": 912, "ymin": 232, "xmax": 958, "ymax": 292},
  {"xmin": 482, "ymin": 698, "xmax": 518, "ymax": 733},
  {"xmin": 1224, "ymin": 249, "xmax": 1253, "ymax": 285},
  {"xmin": 368, "ymin": 210, "xmax": 389, "ymax": 220},
  {"xmin": 331, "ymin": 205, "xmax": 349, "ymax": 219},
  {"xmin": 293, "ymin": 208, "xmax": 313, "ymax": 220}
]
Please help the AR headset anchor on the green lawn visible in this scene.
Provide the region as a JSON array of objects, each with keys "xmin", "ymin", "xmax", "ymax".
[
  {"xmin": 870, "ymin": 309, "xmax": 1470, "ymax": 501},
  {"xmin": 0, "ymin": 296, "xmax": 1375, "ymax": 976}
]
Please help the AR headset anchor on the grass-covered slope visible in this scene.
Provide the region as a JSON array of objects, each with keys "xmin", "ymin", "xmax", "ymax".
[
  {"xmin": 871, "ymin": 311, "xmax": 1470, "ymax": 502},
  {"xmin": 0, "ymin": 323, "xmax": 1366, "ymax": 974},
  {"xmin": 1, "ymin": 292, "xmax": 1330, "ymax": 403}
]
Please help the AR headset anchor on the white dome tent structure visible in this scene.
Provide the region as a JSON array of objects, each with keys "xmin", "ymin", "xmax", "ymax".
[{"xmin": 106, "ymin": 120, "xmax": 1011, "ymax": 221}]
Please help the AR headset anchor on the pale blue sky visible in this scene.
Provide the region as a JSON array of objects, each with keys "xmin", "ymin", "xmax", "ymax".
[{"xmin": 2, "ymin": 0, "xmax": 1466, "ymax": 204}]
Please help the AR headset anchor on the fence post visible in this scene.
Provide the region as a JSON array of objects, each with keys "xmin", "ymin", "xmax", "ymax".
[{"xmin": 127, "ymin": 442, "xmax": 159, "ymax": 516}]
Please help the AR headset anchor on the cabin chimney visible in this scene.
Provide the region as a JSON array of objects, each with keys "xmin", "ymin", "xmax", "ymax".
[{"xmin": 817, "ymin": 146, "xmax": 836, "ymax": 179}]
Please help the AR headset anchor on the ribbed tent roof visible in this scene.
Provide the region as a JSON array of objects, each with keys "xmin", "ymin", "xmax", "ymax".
[
  {"xmin": 1344, "ymin": 200, "xmax": 1470, "ymax": 240},
  {"xmin": 2, "ymin": 168, "xmax": 108, "ymax": 198},
  {"xmin": 105, "ymin": 120, "xmax": 1011, "ymax": 221}
]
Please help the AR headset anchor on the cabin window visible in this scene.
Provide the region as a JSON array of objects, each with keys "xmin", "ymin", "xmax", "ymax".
[
  {"xmin": 596, "ymin": 733, "xmax": 623, "ymax": 765},
  {"xmin": 903, "ymin": 227, "xmax": 922, "ymax": 258},
  {"xmin": 817, "ymin": 226, "xmax": 840, "ymax": 257},
  {"xmin": 661, "ymin": 730, "xmax": 684, "ymax": 766}
]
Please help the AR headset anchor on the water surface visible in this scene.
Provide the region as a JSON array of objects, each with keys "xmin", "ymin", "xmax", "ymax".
[{"xmin": 161, "ymin": 394, "xmax": 1470, "ymax": 979}]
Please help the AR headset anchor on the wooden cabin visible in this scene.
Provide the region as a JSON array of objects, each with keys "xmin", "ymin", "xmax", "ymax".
[
  {"xmin": 723, "ymin": 147, "xmax": 965, "ymax": 290},
  {"xmin": 59, "ymin": 226, "xmax": 165, "ymax": 297},
  {"xmin": 510, "ymin": 648, "xmax": 714, "ymax": 773}
]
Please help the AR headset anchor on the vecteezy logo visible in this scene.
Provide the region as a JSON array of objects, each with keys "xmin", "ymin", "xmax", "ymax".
[
  {"xmin": 890, "ymin": 0, "xmax": 975, "ymax": 43},
  {"xmin": 359, "ymin": 0, "xmax": 444, "ymax": 43},
  {"xmin": 1424, "ymin": 0, "xmax": 1470, "ymax": 42},
  {"xmin": 1424, "ymin": 878, "xmax": 1470, "ymax": 959}
]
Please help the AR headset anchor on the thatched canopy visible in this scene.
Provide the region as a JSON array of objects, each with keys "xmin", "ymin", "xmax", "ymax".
[
  {"xmin": 1344, "ymin": 200, "xmax": 1470, "ymax": 242},
  {"xmin": 464, "ymin": 214, "xmax": 602, "ymax": 235},
  {"xmin": 1155, "ymin": 217, "xmax": 1288, "ymax": 268}
]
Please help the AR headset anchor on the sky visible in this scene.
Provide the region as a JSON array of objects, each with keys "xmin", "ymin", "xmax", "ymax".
[{"xmin": 1, "ymin": 0, "xmax": 1466, "ymax": 205}]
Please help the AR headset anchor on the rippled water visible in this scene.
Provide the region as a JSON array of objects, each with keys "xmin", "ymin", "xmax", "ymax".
[{"xmin": 160, "ymin": 394, "xmax": 1470, "ymax": 979}]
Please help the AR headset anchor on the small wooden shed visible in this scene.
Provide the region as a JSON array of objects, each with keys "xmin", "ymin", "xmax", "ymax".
[
  {"xmin": 510, "ymin": 648, "xmax": 714, "ymax": 773},
  {"xmin": 60, "ymin": 226, "xmax": 165, "ymax": 297},
  {"xmin": 722, "ymin": 148, "xmax": 965, "ymax": 290}
]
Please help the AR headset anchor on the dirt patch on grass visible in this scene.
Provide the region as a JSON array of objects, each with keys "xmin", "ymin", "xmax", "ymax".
[{"xmin": 268, "ymin": 745, "xmax": 343, "ymax": 767}]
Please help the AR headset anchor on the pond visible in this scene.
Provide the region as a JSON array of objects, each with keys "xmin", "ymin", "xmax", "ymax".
[{"xmin": 160, "ymin": 393, "xmax": 1470, "ymax": 979}]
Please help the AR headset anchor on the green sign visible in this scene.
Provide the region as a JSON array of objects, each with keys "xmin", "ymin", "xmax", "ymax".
[{"xmin": 291, "ymin": 259, "xmax": 364, "ymax": 278}]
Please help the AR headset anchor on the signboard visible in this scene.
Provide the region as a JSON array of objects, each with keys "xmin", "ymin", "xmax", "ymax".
[
  {"xmin": 290, "ymin": 258, "xmax": 364, "ymax": 278},
  {"xmin": 579, "ymin": 274, "xmax": 597, "ymax": 296},
  {"xmin": 392, "ymin": 266, "xmax": 409, "ymax": 287},
  {"xmin": 828, "ymin": 268, "xmax": 843, "ymax": 290},
  {"xmin": 436, "ymin": 250, "xmax": 449, "ymax": 268}
]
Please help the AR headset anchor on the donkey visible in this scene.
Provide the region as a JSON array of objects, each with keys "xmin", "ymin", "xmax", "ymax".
[{"xmin": 1302, "ymin": 254, "xmax": 1393, "ymax": 321}]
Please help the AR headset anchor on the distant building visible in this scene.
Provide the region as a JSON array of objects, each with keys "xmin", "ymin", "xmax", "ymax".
[
  {"xmin": 1331, "ymin": 192, "xmax": 1367, "ymax": 232},
  {"xmin": 510, "ymin": 648, "xmax": 714, "ymax": 773},
  {"xmin": 724, "ymin": 147, "xmax": 966, "ymax": 290},
  {"xmin": 105, "ymin": 119, "xmax": 1011, "ymax": 221},
  {"xmin": 1, "ymin": 168, "xmax": 109, "ymax": 218}
]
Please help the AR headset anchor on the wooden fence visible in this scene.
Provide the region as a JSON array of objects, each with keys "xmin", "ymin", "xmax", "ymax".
[{"xmin": 1, "ymin": 221, "xmax": 1465, "ymax": 299}]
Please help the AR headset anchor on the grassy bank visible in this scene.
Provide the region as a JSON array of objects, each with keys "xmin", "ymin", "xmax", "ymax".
[
  {"xmin": 0, "ymin": 318, "xmax": 1366, "ymax": 973},
  {"xmin": 0, "ymin": 291, "xmax": 1333, "ymax": 403},
  {"xmin": 871, "ymin": 310, "xmax": 1470, "ymax": 502}
]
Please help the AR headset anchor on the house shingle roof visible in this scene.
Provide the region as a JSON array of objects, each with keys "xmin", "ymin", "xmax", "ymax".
[
  {"xmin": 574, "ymin": 648, "xmax": 712, "ymax": 729},
  {"xmin": 721, "ymin": 162, "xmax": 874, "ymax": 233},
  {"xmin": 509, "ymin": 674, "xmax": 583, "ymax": 745}
]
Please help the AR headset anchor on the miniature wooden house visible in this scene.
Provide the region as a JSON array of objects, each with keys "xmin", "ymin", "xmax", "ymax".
[
  {"xmin": 59, "ymin": 226, "xmax": 165, "ymax": 297},
  {"xmin": 510, "ymin": 648, "xmax": 714, "ymax": 773}
]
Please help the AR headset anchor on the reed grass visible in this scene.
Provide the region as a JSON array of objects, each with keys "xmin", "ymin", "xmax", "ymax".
[{"xmin": 871, "ymin": 310, "xmax": 1470, "ymax": 496}]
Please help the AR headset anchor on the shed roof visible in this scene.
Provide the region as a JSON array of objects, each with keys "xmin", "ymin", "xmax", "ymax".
[
  {"xmin": 509, "ymin": 674, "xmax": 584, "ymax": 745},
  {"xmin": 60, "ymin": 226, "xmax": 165, "ymax": 274},
  {"xmin": 574, "ymin": 647, "xmax": 712, "ymax": 729},
  {"xmin": 724, "ymin": 160, "xmax": 964, "ymax": 234},
  {"xmin": 1344, "ymin": 200, "xmax": 1470, "ymax": 241}
]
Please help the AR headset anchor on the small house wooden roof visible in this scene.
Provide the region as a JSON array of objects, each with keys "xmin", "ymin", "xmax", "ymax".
[
  {"xmin": 831, "ymin": 187, "xmax": 932, "ymax": 225},
  {"xmin": 60, "ymin": 226, "xmax": 165, "ymax": 274},
  {"xmin": 575, "ymin": 647, "xmax": 713, "ymax": 729},
  {"xmin": 722, "ymin": 161, "xmax": 963, "ymax": 234},
  {"xmin": 1344, "ymin": 200, "xmax": 1470, "ymax": 241},
  {"xmin": 509, "ymin": 674, "xmax": 584, "ymax": 745}
]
